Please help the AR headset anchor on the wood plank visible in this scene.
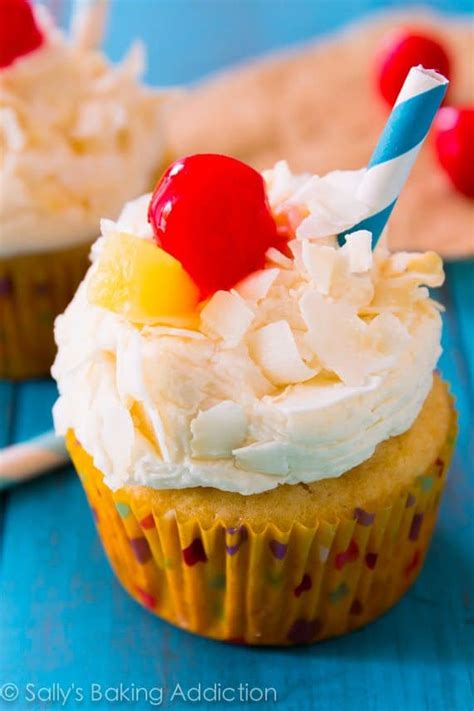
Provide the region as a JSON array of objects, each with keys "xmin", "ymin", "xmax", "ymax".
[
  {"xmin": 0, "ymin": 380, "xmax": 15, "ymax": 447},
  {"xmin": 446, "ymin": 260, "xmax": 474, "ymax": 397},
  {"xmin": 0, "ymin": 380, "xmax": 15, "ymax": 562},
  {"xmin": 0, "ymin": 0, "xmax": 472, "ymax": 701},
  {"xmin": 11, "ymin": 379, "xmax": 58, "ymax": 442},
  {"xmin": 1, "ymin": 270, "xmax": 473, "ymax": 710}
]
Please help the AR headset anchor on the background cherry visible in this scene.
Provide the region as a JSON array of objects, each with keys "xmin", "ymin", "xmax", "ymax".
[
  {"xmin": 148, "ymin": 154, "xmax": 281, "ymax": 299},
  {"xmin": 375, "ymin": 29, "xmax": 451, "ymax": 106},
  {"xmin": 0, "ymin": 0, "xmax": 44, "ymax": 69},
  {"xmin": 434, "ymin": 107, "xmax": 474, "ymax": 198}
]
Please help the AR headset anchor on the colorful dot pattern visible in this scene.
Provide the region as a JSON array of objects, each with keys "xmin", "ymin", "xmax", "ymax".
[
  {"xmin": 287, "ymin": 618, "xmax": 322, "ymax": 644},
  {"xmin": 225, "ymin": 526, "xmax": 248, "ymax": 555},
  {"xmin": 269, "ymin": 539, "xmax": 288, "ymax": 560},
  {"xmin": 335, "ymin": 539, "xmax": 359, "ymax": 570},
  {"xmin": 353, "ymin": 507, "xmax": 376, "ymax": 526},
  {"xmin": 329, "ymin": 582, "xmax": 350, "ymax": 603},
  {"xmin": 130, "ymin": 537, "xmax": 152, "ymax": 564},
  {"xmin": 115, "ymin": 502, "xmax": 131, "ymax": 518},
  {"xmin": 294, "ymin": 574, "xmax": 312, "ymax": 597},
  {"xmin": 182, "ymin": 538, "xmax": 207, "ymax": 566},
  {"xmin": 73, "ymin": 422, "xmax": 454, "ymax": 646}
]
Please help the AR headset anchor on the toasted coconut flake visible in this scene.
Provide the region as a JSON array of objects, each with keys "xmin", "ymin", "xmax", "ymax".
[
  {"xmin": 200, "ymin": 291, "xmax": 254, "ymax": 347},
  {"xmin": 116, "ymin": 193, "xmax": 155, "ymax": 240},
  {"xmin": 301, "ymin": 242, "xmax": 337, "ymax": 294},
  {"xmin": 191, "ymin": 401, "xmax": 247, "ymax": 458},
  {"xmin": 0, "ymin": 108, "xmax": 25, "ymax": 151},
  {"xmin": 300, "ymin": 291, "xmax": 370, "ymax": 385},
  {"xmin": 371, "ymin": 276, "xmax": 431, "ymax": 310},
  {"xmin": 233, "ymin": 441, "xmax": 289, "ymax": 475},
  {"xmin": 263, "ymin": 160, "xmax": 311, "ymax": 206},
  {"xmin": 265, "ymin": 247, "xmax": 293, "ymax": 268},
  {"xmin": 144, "ymin": 325, "xmax": 205, "ymax": 340},
  {"xmin": 341, "ymin": 230, "xmax": 373, "ymax": 273},
  {"xmin": 367, "ymin": 312, "xmax": 410, "ymax": 357},
  {"xmin": 249, "ymin": 320, "xmax": 317, "ymax": 385},
  {"xmin": 99, "ymin": 219, "xmax": 116, "ymax": 240},
  {"xmin": 300, "ymin": 291, "xmax": 412, "ymax": 385},
  {"xmin": 235, "ymin": 268, "xmax": 279, "ymax": 303},
  {"xmin": 386, "ymin": 251, "xmax": 444, "ymax": 287},
  {"xmin": 293, "ymin": 169, "xmax": 367, "ymax": 239},
  {"xmin": 330, "ymin": 252, "xmax": 374, "ymax": 309},
  {"xmin": 288, "ymin": 239, "xmax": 304, "ymax": 270}
]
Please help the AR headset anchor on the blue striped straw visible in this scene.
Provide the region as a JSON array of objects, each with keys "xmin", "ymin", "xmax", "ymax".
[
  {"xmin": 0, "ymin": 431, "xmax": 69, "ymax": 490},
  {"xmin": 340, "ymin": 66, "xmax": 448, "ymax": 245}
]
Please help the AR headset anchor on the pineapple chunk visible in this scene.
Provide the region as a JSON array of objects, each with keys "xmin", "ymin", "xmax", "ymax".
[{"xmin": 88, "ymin": 232, "xmax": 200, "ymax": 324}]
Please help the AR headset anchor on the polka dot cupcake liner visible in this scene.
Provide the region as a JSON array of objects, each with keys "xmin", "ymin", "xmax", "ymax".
[
  {"xmin": 0, "ymin": 242, "xmax": 91, "ymax": 379},
  {"xmin": 67, "ymin": 416, "xmax": 456, "ymax": 646}
]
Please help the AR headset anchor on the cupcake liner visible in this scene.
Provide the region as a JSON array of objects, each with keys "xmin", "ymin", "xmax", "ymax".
[
  {"xmin": 0, "ymin": 242, "xmax": 91, "ymax": 379},
  {"xmin": 67, "ymin": 415, "xmax": 456, "ymax": 646}
]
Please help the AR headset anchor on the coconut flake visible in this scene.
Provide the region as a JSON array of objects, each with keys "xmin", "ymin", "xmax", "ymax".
[
  {"xmin": 249, "ymin": 320, "xmax": 317, "ymax": 385},
  {"xmin": 367, "ymin": 312, "xmax": 410, "ymax": 360},
  {"xmin": 265, "ymin": 247, "xmax": 293, "ymax": 268},
  {"xmin": 235, "ymin": 268, "xmax": 279, "ymax": 303},
  {"xmin": 100, "ymin": 218, "xmax": 117, "ymax": 240},
  {"xmin": 191, "ymin": 401, "xmax": 247, "ymax": 458},
  {"xmin": 340, "ymin": 231, "xmax": 373, "ymax": 273},
  {"xmin": 293, "ymin": 169, "xmax": 368, "ymax": 239},
  {"xmin": 263, "ymin": 160, "xmax": 311, "ymax": 206},
  {"xmin": 233, "ymin": 441, "xmax": 289, "ymax": 475},
  {"xmin": 0, "ymin": 108, "xmax": 25, "ymax": 151},
  {"xmin": 200, "ymin": 291, "xmax": 254, "ymax": 347},
  {"xmin": 115, "ymin": 193, "xmax": 154, "ymax": 240},
  {"xmin": 300, "ymin": 291, "xmax": 370, "ymax": 385},
  {"xmin": 288, "ymin": 240, "xmax": 304, "ymax": 271},
  {"xmin": 301, "ymin": 242, "xmax": 337, "ymax": 294},
  {"xmin": 300, "ymin": 291, "xmax": 412, "ymax": 385},
  {"xmin": 386, "ymin": 251, "xmax": 444, "ymax": 287}
]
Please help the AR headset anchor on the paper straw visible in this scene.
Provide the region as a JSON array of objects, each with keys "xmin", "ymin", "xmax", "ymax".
[
  {"xmin": 340, "ymin": 65, "xmax": 448, "ymax": 245},
  {"xmin": 70, "ymin": 0, "xmax": 109, "ymax": 50},
  {"xmin": 0, "ymin": 431, "xmax": 69, "ymax": 491}
]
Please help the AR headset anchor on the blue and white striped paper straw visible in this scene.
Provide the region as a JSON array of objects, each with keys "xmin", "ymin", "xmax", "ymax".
[
  {"xmin": 0, "ymin": 431, "xmax": 69, "ymax": 490},
  {"xmin": 342, "ymin": 66, "xmax": 448, "ymax": 245}
]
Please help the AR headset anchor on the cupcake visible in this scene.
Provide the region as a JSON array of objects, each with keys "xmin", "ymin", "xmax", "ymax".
[
  {"xmin": 0, "ymin": 0, "xmax": 166, "ymax": 378},
  {"xmin": 52, "ymin": 153, "xmax": 456, "ymax": 645}
]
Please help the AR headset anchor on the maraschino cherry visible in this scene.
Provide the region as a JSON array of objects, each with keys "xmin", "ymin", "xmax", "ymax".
[
  {"xmin": 148, "ymin": 154, "xmax": 281, "ymax": 298},
  {"xmin": 375, "ymin": 29, "xmax": 451, "ymax": 106},
  {"xmin": 434, "ymin": 107, "xmax": 474, "ymax": 198},
  {"xmin": 0, "ymin": 0, "xmax": 44, "ymax": 69}
]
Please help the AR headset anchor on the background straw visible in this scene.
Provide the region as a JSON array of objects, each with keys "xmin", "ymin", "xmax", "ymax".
[
  {"xmin": 340, "ymin": 65, "xmax": 448, "ymax": 245},
  {"xmin": 0, "ymin": 432, "xmax": 69, "ymax": 491},
  {"xmin": 70, "ymin": 0, "xmax": 109, "ymax": 49}
]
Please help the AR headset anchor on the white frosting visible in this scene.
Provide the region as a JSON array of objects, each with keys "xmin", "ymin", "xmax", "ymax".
[
  {"xmin": 52, "ymin": 162, "xmax": 444, "ymax": 495},
  {"xmin": 0, "ymin": 6, "xmax": 164, "ymax": 257}
]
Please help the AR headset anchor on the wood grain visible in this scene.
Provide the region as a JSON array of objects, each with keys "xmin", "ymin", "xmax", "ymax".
[
  {"xmin": 0, "ymin": 268, "xmax": 472, "ymax": 711},
  {"xmin": 0, "ymin": 5, "xmax": 473, "ymax": 710}
]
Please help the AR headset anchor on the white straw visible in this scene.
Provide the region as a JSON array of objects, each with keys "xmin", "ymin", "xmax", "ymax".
[
  {"xmin": 70, "ymin": 0, "xmax": 109, "ymax": 50},
  {"xmin": 0, "ymin": 432, "xmax": 69, "ymax": 490}
]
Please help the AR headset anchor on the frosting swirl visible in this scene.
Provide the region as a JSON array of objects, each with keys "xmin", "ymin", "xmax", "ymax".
[
  {"xmin": 0, "ymin": 6, "xmax": 164, "ymax": 256},
  {"xmin": 52, "ymin": 162, "xmax": 444, "ymax": 495}
]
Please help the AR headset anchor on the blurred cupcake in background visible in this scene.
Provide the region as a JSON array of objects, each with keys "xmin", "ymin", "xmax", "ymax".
[{"xmin": 0, "ymin": 0, "xmax": 167, "ymax": 378}]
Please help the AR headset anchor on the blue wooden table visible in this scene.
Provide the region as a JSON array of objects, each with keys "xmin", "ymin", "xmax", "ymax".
[{"xmin": 1, "ymin": 2, "xmax": 473, "ymax": 710}]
